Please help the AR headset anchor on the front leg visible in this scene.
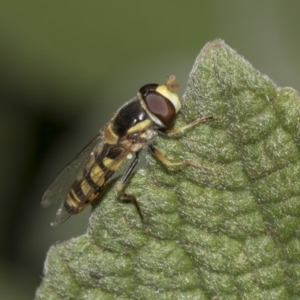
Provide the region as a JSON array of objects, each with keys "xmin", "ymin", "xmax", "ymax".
[
  {"xmin": 148, "ymin": 144, "xmax": 208, "ymax": 171},
  {"xmin": 163, "ymin": 115, "xmax": 215, "ymax": 134}
]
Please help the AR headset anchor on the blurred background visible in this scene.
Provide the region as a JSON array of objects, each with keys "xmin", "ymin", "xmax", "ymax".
[{"xmin": 1, "ymin": 1, "xmax": 300, "ymax": 299}]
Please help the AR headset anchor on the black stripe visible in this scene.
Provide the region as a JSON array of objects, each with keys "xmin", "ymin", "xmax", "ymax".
[
  {"xmin": 71, "ymin": 179, "xmax": 88, "ymax": 203},
  {"xmin": 64, "ymin": 200, "xmax": 76, "ymax": 214},
  {"xmin": 104, "ymin": 144, "xmax": 123, "ymax": 160},
  {"xmin": 68, "ymin": 190, "xmax": 77, "ymax": 202},
  {"xmin": 95, "ymin": 151, "xmax": 105, "ymax": 167},
  {"xmin": 83, "ymin": 168, "xmax": 103, "ymax": 192},
  {"xmin": 95, "ymin": 155, "xmax": 115, "ymax": 181},
  {"xmin": 100, "ymin": 161, "xmax": 115, "ymax": 181}
]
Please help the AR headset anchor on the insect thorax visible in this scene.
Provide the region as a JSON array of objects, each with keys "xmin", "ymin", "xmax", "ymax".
[{"xmin": 112, "ymin": 99, "xmax": 149, "ymax": 137}]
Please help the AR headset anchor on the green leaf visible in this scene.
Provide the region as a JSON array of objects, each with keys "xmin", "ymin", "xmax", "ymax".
[{"xmin": 36, "ymin": 40, "xmax": 300, "ymax": 299}]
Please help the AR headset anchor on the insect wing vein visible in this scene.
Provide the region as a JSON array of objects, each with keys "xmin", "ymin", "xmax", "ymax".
[{"xmin": 41, "ymin": 134, "xmax": 103, "ymax": 208}]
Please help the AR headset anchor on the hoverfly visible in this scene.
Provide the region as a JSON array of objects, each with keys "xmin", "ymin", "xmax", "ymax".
[{"xmin": 42, "ymin": 75, "xmax": 213, "ymax": 226}]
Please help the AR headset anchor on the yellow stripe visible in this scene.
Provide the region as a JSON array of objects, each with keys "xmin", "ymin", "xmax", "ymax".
[
  {"xmin": 80, "ymin": 179, "xmax": 92, "ymax": 196},
  {"xmin": 126, "ymin": 119, "xmax": 152, "ymax": 134},
  {"xmin": 103, "ymin": 157, "xmax": 114, "ymax": 167},
  {"xmin": 104, "ymin": 124, "xmax": 119, "ymax": 145},
  {"xmin": 66, "ymin": 194, "xmax": 85, "ymax": 213},
  {"xmin": 90, "ymin": 165, "xmax": 105, "ymax": 186},
  {"xmin": 69, "ymin": 190, "xmax": 81, "ymax": 204}
]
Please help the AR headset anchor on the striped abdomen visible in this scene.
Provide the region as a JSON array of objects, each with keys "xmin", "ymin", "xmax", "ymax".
[{"xmin": 64, "ymin": 144, "xmax": 126, "ymax": 215}]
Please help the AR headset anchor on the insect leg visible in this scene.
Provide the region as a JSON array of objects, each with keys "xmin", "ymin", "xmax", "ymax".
[
  {"xmin": 149, "ymin": 144, "xmax": 208, "ymax": 170},
  {"xmin": 163, "ymin": 115, "xmax": 215, "ymax": 134},
  {"xmin": 115, "ymin": 151, "xmax": 144, "ymax": 224}
]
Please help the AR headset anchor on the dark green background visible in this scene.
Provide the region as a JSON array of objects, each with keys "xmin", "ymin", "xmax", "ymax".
[{"xmin": 1, "ymin": 1, "xmax": 300, "ymax": 299}]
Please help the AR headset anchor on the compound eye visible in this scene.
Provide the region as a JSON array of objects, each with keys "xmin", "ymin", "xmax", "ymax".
[{"xmin": 143, "ymin": 92, "xmax": 176, "ymax": 126}]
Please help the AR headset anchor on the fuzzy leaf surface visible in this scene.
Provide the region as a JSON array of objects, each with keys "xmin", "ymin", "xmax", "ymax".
[{"xmin": 36, "ymin": 40, "xmax": 300, "ymax": 299}]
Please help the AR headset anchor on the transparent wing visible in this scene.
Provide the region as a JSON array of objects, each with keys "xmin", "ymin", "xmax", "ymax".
[
  {"xmin": 41, "ymin": 133, "xmax": 103, "ymax": 208},
  {"xmin": 50, "ymin": 146, "xmax": 131, "ymax": 226}
]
